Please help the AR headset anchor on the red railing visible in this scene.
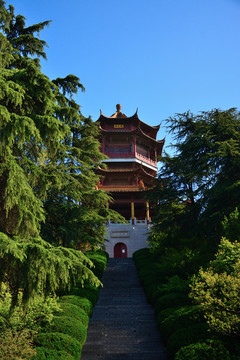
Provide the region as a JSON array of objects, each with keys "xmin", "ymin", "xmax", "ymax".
[
  {"xmin": 107, "ymin": 151, "xmax": 133, "ymax": 158},
  {"xmin": 136, "ymin": 152, "xmax": 157, "ymax": 166},
  {"xmin": 104, "ymin": 149, "xmax": 157, "ymax": 167}
]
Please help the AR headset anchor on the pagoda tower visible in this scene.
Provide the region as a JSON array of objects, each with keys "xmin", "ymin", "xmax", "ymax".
[{"xmin": 97, "ymin": 104, "xmax": 164, "ymax": 258}]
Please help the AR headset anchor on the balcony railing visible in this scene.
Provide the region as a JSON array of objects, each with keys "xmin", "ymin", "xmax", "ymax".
[
  {"xmin": 107, "ymin": 218, "xmax": 151, "ymax": 225},
  {"xmin": 99, "ymin": 185, "xmax": 140, "ymax": 192},
  {"xmin": 105, "ymin": 149, "xmax": 157, "ymax": 167},
  {"xmin": 136, "ymin": 152, "xmax": 157, "ymax": 166},
  {"xmin": 107, "ymin": 150, "xmax": 132, "ymax": 158}
]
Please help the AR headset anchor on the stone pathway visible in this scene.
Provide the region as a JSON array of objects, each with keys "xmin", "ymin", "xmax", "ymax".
[{"xmin": 81, "ymin": 258, "xmax": 166, "ymax": 360}]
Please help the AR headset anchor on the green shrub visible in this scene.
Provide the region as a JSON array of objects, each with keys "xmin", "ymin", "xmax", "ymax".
[
  {"xmin": 142, "ymin": 276, "xmax": 189, "ymax": 305},
  {"xmin": 34, "ymin": 332, "xmax": 82, "ymax": 358},
  {"xmin": 156, "ymin": 306, "xmax": 183, "ymax": 326},
  {"xmin": 167, "ymin": 323, "xmax": 210, "ymax": 359},
  {"xmin": 59, "ymin": 295, "xmax": 93, "ymax": 317},
  {"xmin": 222, "ymin": 207, "xmax": 240, "ymax": 242},
  {"xmin": 0, "ymin": 283, "xmax": 60, "ymax": 332},
  {"xmin": 70, "ymin": 286, "xmax": 99, "ymax": 307},
  {"xmin": 138, "ymin": 268, "xmax": 166, "ymax": 288},
  {"xmin": 175, "ymin": 340, "xmax": 231, "ymax": 360},
  {"xmin": 151, "ymin": 276, "xmax": 188, "ymax": 304},
  {"xmin": 190, "ymin": 238, "xmax": 240, "ymax": 336},
  {"xmin": 56, "ymin": 302, "xmax": 89, "ymax": 328},
  {"xmin": 159, "ymin": 305, "xmax": 204, "ymax": 343},
  {"xmin": 133, "ymin": 247, "xmax": 151, "ymax": 259},
  {"xmin": 49, "ymin": 316, "xmax": 87, "ymax": 344},
  {"xmin": 33, "ymin": 347, "xmax": 75, "ymax": 360},
  {"xmin": 86, "ymin": 251, "xmax": 108, "ymax": 280},
  {"xmin": 0, "ymin": 329, "xmax": 36, "ymax": 359},
  {"xmin": 217, "ymin": 336, "xmax": 240, "ymax": 359},
  {"xmin": 154, "ymin": 292, "xmax": 191, "ymax": 314}
]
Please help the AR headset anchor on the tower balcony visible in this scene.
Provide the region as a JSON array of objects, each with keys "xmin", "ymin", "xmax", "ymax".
[
  {"xmin": 135, "ymin": 152, "xmax": 157, "ymax": 167},
  {"xmin": 104, "ymin": 149, "xmax": 157, "ymax": 169},
  {"xmin": 107, "ymin": 150, "xmax": 133, "ymax": 158}
]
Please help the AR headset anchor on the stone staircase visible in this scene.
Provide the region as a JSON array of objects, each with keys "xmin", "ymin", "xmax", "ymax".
[{"xmin": 81, "ymin": 258, "xmax": 166, "ymax": 360}]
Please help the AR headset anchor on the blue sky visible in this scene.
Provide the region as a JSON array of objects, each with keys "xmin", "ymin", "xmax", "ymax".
[{"xmin": 10, "ymin": 0, "xmax": 240, "ymax": 150}]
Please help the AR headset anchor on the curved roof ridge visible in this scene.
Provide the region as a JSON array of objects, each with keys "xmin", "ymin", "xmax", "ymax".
[
  {"xmin": 99, "ymin": 125, "xmax": 165, "ymax": 146},
  {"xmin": 99, "ymin": 104, "xmax": 162, "ymax": 133},
  {"xmin": 139, "ymin": 164, "xmax": 156, "ymax": 178},
  {"xmin": 97, "ymin": 165, "xmax": 155, "ymax": 178}
]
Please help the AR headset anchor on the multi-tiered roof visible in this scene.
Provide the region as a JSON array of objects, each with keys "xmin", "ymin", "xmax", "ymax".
[{"xmin": 97, "ymin": 104, "xmax": 164, "ymax": 194}]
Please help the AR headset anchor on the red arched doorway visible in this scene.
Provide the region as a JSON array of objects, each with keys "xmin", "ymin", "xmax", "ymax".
[{"xmin": 114, "ymin": 243, "xmax": 127, "ymax": 258}]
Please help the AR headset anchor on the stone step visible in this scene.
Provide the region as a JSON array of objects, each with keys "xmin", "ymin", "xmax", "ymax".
[{"xmin": 81, "ymin": 258, "xmax": 166, "ymax": 360}]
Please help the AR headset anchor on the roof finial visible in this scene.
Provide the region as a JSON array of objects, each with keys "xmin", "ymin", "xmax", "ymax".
[{"xmin": 116, "ymin": 104, "xmax": 121, "ymax": 112}]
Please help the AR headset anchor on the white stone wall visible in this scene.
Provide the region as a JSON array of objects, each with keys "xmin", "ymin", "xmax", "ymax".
[{"xmin": 104, "ymin": 220, "xmax": 151, "ymax": 258}]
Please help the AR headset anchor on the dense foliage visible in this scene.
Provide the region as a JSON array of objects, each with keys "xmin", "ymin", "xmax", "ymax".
[
  {"xmin": 0, "ymin": 1, "xmax": 112, "ymax": 358},
  {"xmin": 190, "ymin": 238, "xmax": 240, "ymax": 336},
  {"xmin": 33, "ymin": 250, "xmax": 109, "ymax": 359},
  {"xmin": 150, "ymin": 108, "xmax": 240, "ymax": 249},
  {"xmin": 137, "ymin": 108, "xmax": 240, "ymax": 359},
  {"xmin": 0, "ymin": 249, "xmax": 108, "ymax": 358},
  {"xmin": 0, "ymin": 0, "xmax": 116, "ymax": 299}
]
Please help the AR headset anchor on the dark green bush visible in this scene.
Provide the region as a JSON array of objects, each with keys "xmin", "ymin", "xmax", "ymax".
[
  {"xmin": 151, "ymin": 276, "xmax": 188, "ymax": 304},
  {"xmin": 49, "ymin": 316, "xmax": 87, "ymax": 344},
  {"xmin": 56, "ymin": 302, "xmax": 89, "ymax": 328},
  {"xmin": 70, "ymin": 286, "xmax": 99, "ymax": 307},
  {"xmin": 59, "ymin": 295, "xmax": 93, "ymax": 317},
  {"xmin": 156, "ymin": 306, "xmax": 183, "ymax": 326},
  {"xmin": 133, "ymin": 247, "xmax": 151, "ymax": 259},
  {"xmin": 154, "ymin": 292, "xmax": 191, "ymax": 314},
  {"xmin": 133, "ymin": 248, "xmax": 218, "ymax": 360},
  {"xmin": 216, "ymin": 336, "xmax": 240, "ymax": 359},
  {"xmin": 167, "ymin": 323, "xmax": 210, "ymax": 359},
  {"xmin": 86, "ymin": 250, "xmax": 108, "ymax": 280},
  {"xmin": 175, "ymin": 340, "xmax": 231, "ymax": 360},
  {"xmin": 144, "ymin": 282, "xmax": 163, "ymax": 303},
  {"xmin": 159, "ymin": 305, "xmax": 204, "ymax": 343},
  {"xmin": 33, "ymin": 347, "xmax": 75, "ymax": 360},
  {"xmin": 33, "ymin": 250, "xmax": 108, "ymax": 358},
  {"xmin": 34, "ymin": 332, "xmax": 82, "ymax": 358}
]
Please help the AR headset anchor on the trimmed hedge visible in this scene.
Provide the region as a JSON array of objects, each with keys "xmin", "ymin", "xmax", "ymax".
[
  {"xmin": 70, "ymin": 286, "xmax": 99, "ymax": 307},
  {"xmin": 151, "ymin": 276, "xmax": 188, "ymax": 305},
  {"xmin": 154, "ymin": 292, "xmax": 191, "ymax": 314},
  {"xmin": 167, "ymin": 323, "xmax": 210, "ymax": 359},
  {"xmin": 34, "ymin": 347, "xmax": 75, "ymax": 360},
  {"xmin": 133, "ymin": 248, "xmax": 213, "ymax": 360},
  {"xmin": 59, "ymin": 295, "xmax": 93, "ymax": 317},
  {"xmin": 55, "ymin": 302, "xmax": 89, "ymax": 328},
  {"xmin": 175, "ymin": 340, "xmax": 231, "ymax": 360},
  {"xmin": 49, "ymin": 316, "xmax": 87, "ymax": 344},
  {"xmin": 156, "ymin": 306, "xmax": 183, "ymax": 326},
  {"xmin": 86, "ymin": 250, "xmax": 109, "ymax": 280},
  {"xmin": 159, "ymin": 305, "xmax": 203, "ymax": 343},
  {"xmin": 33, "ymin": 250, "xmax": 109, "ymax": 359},
  {"xmin": 133, "ymin": 245, "xmax": 240, "ymax": 360},
  {"xmin": 35, "ymin": 332, "xmax": 82, "ymax": 358}
]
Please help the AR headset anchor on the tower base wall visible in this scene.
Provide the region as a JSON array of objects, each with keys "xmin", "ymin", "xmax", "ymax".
[{"xmin": 104, "ymin": 222, "xmax": 150, "ymax": 258}]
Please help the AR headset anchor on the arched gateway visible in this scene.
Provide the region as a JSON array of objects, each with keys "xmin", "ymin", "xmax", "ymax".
[
  {"xmin": 114, "ymin": 243, "xmax": 127, "ymax": 258},
  {"xmin": 96, "ymin": 105, "xmax": 165, "ymax": 257}
]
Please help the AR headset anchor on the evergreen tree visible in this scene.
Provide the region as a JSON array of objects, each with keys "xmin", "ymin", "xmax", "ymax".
[
  {"xmin": 150, "ymin": 108, "xmax": 240, "ymax": 248},
  {"xmin": 0, "ymin": 1, "xmax": 115, "ymax": 303}
]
